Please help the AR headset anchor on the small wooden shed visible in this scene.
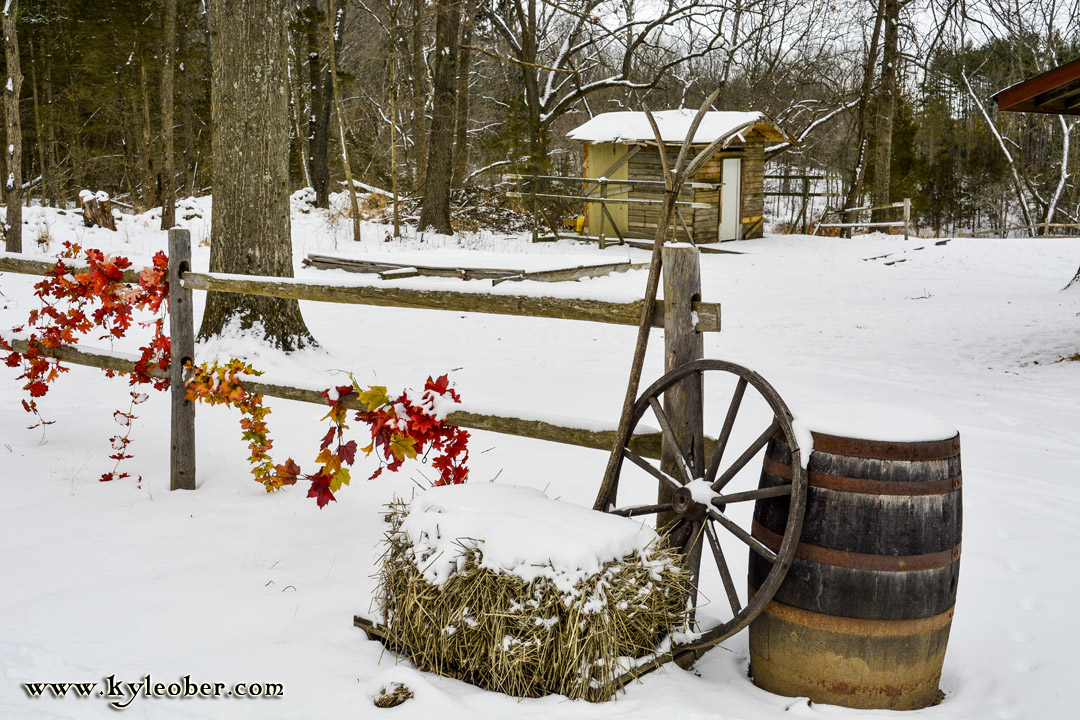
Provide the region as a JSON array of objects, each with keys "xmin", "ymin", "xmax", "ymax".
[{"xmin": 566, "ymin": 110, "xmax": 792, "ymax": 242}]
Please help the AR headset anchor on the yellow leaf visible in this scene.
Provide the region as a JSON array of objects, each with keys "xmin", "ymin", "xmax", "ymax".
[
  {"xmin": 389, "ymin": 434, "xmax": 417, "ymax": 462},
  {"xmin": 358, "ymin": 385, "xmax": 390, "ymax": 411},
  {"xmin": 330, "ymin": 466, "xmax": 351, "ymax": 492}
]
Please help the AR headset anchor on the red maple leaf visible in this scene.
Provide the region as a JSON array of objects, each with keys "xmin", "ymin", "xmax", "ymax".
[{"xmin": 338, "ymin": 440, "xmax": 358, "ymax": 466}]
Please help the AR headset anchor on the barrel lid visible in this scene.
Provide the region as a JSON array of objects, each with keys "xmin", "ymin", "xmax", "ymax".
[{"xmin": 793, "ymin": 402, "xmax": 958, "ymax": 464}]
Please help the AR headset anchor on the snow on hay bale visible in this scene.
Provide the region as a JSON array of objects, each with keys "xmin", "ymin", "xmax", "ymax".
[{"xmin": 377, "ymin": 484, "xmax": 691, "ymax": 701}]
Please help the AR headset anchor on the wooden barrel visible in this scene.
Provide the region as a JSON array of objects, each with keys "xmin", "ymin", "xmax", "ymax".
[{"xmin": 748, "ymin": 428, "xmax": 962, "ymax": 710}]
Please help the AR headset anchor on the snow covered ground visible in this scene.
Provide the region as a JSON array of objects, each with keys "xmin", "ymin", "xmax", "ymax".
[{"xmin": 2, "ymin": 197, "xmax": 1079, "ymax": 719}]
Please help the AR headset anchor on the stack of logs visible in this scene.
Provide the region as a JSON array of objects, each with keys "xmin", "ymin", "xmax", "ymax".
[{"xmin": 78, "ymin": 190, "xmax": 117, "ymax": 231}]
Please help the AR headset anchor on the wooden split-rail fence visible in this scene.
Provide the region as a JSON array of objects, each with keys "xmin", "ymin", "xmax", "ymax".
[
  {"xmin": 0, "ymin": 229, "xmax": 720, "ymax": 492},
  {"xmin": 814, "ymin": 198, "xmax": 912, "ymax": 240}
]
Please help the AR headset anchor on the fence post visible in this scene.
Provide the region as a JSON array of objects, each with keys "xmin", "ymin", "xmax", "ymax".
[
  {"xmin": 903, "ymin": 197, "xmax": 911, "ymax": 241},
  {"xmin": 660, "ymin": 249, "xmax": 704, "ymax": 511},
  {"xmin": 662, "ymin": 242, "xmax": 705, "ymax": 666},
  {"xmin": 168, "ymin": 228, "xmax": 196, "ymax": 491}
]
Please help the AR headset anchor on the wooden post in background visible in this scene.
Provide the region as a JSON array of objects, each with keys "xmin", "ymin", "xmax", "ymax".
[
  {"xmin": 168, "ymin": 228, "xmax": 196, "ymax": 491},
  {"xmin": 903, "ymin": 197, "xmax": 911, "ymax": 241}
]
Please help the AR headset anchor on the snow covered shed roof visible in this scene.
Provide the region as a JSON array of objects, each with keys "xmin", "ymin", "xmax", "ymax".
[{"xmin": 566, "ymin": 110, "xmax": 791, "ymax": 145}]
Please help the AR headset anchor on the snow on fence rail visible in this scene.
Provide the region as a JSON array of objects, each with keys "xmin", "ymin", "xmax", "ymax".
[
  {"xmin": 1, "ymin": 228, "xmax": 718, "ymax": 491},
  {"xmin": 0, "ymin": 255, "xmax": 721, "ymax": 333}
]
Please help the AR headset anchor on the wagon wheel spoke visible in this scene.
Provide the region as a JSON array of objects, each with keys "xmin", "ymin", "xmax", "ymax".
[
  {"xmin": 706, "ymin": 506, "xmax": 778, "ymax": 564},
  {"xmin": 705, "ymin": 521, "xmax": 741, "ymax": 616},
  {"xmin": 647, "ymin": 396, "xmax": 696, "ymax": 484},
  {"xmin": 608, "ymin": 502, "xmax": 675, "ymax": 518},
  {"xmin": 666, "ymin": 515, "xmax": 695, "ymax": 550},
  {"xmin": 703, "ymin": 377, "xmax": 747, "ymax": 486},
  {"xmin": 713, "ymin": 484, "xmax": 792, "ymax": 505},
  {"xmin": 682, "ymin": 518, "xmax": 707, "ymax": 610},
  {"xmin": 709, "ymin": 418, "xmax": 781, "ymax": 492},
  {"xmin": 622, "ymin": 448, "xmax": 682, "ymax": 495}
]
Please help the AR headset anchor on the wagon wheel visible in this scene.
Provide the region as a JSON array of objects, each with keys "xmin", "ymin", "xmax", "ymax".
[{"xmin": 595, "ymin": 359, "xmax": 807, "ymax": 650}]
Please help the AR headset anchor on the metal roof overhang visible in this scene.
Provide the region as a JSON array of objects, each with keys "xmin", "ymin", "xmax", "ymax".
[{"xmin": 994, "ymin": 57, "xmax": 1080, "ymax": 115}]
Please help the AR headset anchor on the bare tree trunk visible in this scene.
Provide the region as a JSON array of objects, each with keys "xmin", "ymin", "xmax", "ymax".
[
  {"xmin": 408, "ymin": 0, "xmax": 427, "ymax": 190},
  {"xmin": 3, "ymin": 0, "xmax": 23, "ymax": 253},
  {"xmin": 305, "ymin": 0, "xmax": 333, "ymax": 207},
  {"xmin": 160, "ymin": 0, "xmax": 177, "ymax": 229},
  {"xmin": 451, "ymin": 0, "xmax": 473, "ymax": 188},
  {"xmin": 42, "ymin": 40, "xmax": 58, "ymax": 206},
  {"xmin": 29, "ymin": 40, "xmax": 47, "ymax": 208},
  {"xmin": 961, "ymin": 70, "xmax": 1035, "ymax": 233},
  {"xmin": 842, "ymin": 0, "xmax": 885, "ymax": 220},
  {"xmin": 179, "ymin": 6, "xmax": 204, "ymax": 197},
  {"xmin": 871, "ymin": 0, "xmax": 900, "ymax": 223},
  {"xmin": 520, "ymin": 0, "xmax": 545, "ymax": 170},
  {"xmin": 287, "ymin": 39, "xmax": 312, "ymax": 189},
  {"xmin": 201, "ymin": 0, "xmax": 314, "ymax": 351},
  {"xmin": 140, "ymin": 61, "xmax": 157, "ymax": 212},
  {"xmin": 418, "ymin": 0, "xmax": 460, "ymax": 234},
  {"xmin": 326, "ymin": 0, "xmax": 360, "ymax": 241},
  {"xmin": 389, "ymin": 14, "xmax": 401, "ymax": 237}
]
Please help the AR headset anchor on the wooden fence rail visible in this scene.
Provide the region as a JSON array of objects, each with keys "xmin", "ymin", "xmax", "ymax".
[
  {"xmin": 5, "ymin": 338, "xmax": 666, "ymax": 463},
  {"xmin": 813, "ymin": 198, "xmax": 912, "ymax": 241},
  {"xmin": 2, "ymin": 228, "xmax": 716, "ymax": 492}
]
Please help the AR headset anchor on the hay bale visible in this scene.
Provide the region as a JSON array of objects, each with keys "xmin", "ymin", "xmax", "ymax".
[{"xmin": 377, "ymin": 484, "xmax": 691, "ymax": 701}]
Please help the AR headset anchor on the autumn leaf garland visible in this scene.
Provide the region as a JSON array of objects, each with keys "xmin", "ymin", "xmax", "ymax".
[
  {"xmin": 1, "ymin": 243, "xmax": 470, "ymax": 503},
  {"xmin": 1, "ymin": 242, "xmax": 171, "ymax": 482},
  {"xmin": 277, "ymin": 375, "xmax": 470, "ymax": 508}
]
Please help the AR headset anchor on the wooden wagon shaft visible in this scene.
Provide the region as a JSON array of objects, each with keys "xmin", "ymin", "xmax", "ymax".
[
  {"xmin": 181, "ymin": 270, "xmax": 721, "ymax": 332},
  {"xmin": 6, "ymin": 338, "xmax": 670, "ymax": 460}
]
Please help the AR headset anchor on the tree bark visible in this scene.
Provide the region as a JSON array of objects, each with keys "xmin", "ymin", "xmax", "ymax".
[
  {"xmin": 3, "ymin": 0, "xmax": 23, "ymax": 253},
  {"xmin": 160, "ymin": 0, "xmax": 177, "ymax": 229},
  {"xmin": 842, "ymin": 0, "xmax": 885, "ymax": 221},
  {"xmin": 42, "ymin": 33, "xmax": 58, "ymax": 207},
  {"xmin": 326, "ymin": 0, "xmax": 359, "ymax": 240},
  {"xmin": 451, "ymin": 0, "xmax": 473, "ymax": 188},
  {"xmin": 140, "ymin": 61, "xmax": 157, "ymax": 212},
  {"xmin": 418, "ymin": 0, "xmax": 460, "ymax": 234},
  {"xmin": 408, "ymin": 0, "xmax": 427, "ymax": 190},
  {"xmin": 871, "ymin": 0, "xmax": 900, "ymax": 223},
  {"xmin": 287, "ymin": 38, "xmax": 312, "ymax": 189},
  {"xmin": 202, "ymin": 0, "xmax": 315, "ymax": 351},
  {"xmin": 29, "ymin": 40, "xmax": 47, "ymax": 208},
  {"xmin": 305, "ymin": 0, "xmax": 332, "ymax": 207}
]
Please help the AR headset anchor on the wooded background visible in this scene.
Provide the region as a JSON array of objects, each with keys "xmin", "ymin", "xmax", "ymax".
[{"xmin": 1, "ymin": 0, "xmax": 1077, "ymax": 239}]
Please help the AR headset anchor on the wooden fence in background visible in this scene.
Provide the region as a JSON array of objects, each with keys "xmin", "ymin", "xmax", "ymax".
[{"xmin": 1, "ymin": 229, "xmax": 720, "ymax": 491}]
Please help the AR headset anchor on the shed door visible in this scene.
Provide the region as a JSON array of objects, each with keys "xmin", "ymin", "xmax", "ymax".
[{"xmin": 719, "ymin": 158, "xmax": 742, "ymax": 241}]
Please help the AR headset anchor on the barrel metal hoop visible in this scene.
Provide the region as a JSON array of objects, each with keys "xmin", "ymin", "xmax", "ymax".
[
  {"xmin": 762, "ymin": 456, "xmax": 962, "ymax": 495},
  {"xmin": 753, "ymin": 521, "xmax": 962, "ymax": 571},
  {"xmin": 754, "ymin": 597, "xmax": 956, "ymax": 637},
  {"xmin": 809, "ymin": 432, "xmax": 960, "ymax": 462}
]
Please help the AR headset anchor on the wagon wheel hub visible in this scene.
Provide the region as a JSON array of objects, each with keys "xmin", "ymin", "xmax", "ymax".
[{"xmin": 671, "ymin": 486, "xmax": 713, "ymax": 518}]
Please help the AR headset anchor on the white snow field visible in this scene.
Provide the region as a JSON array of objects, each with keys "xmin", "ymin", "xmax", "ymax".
[{"xmin": 2, "ymin": 196, "xmax": 1079, "ymax": 719}]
